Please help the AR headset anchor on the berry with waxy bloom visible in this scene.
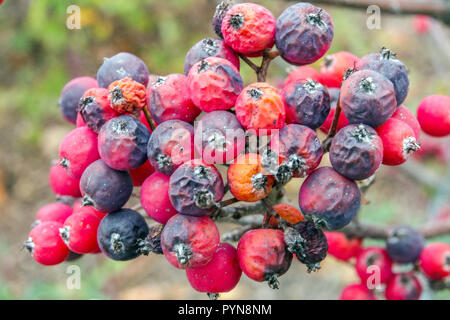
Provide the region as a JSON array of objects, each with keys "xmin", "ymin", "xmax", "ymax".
[
  {"xmin": 79, "ymin": 88, "xmax": 120, "ymax": 133},
  {"xmin": 59, "ymin": 77, "xmax": 98, "ymax": 124},
  {"xmin": 385, "ymin": 225, "xmax": 424, "ymax": 263}
]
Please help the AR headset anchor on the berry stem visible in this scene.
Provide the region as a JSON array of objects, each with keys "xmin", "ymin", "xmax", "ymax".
[
  {"xmin": 142, "ymin": 105, "xmax": 156, "ymax": 131},
  {"xmin": 321, "ymin": 93, "xmax": 342, "ymax": 152},
  {"xmin": 238, "ymin": 49, "xmax": 280, "ymax": 82}
]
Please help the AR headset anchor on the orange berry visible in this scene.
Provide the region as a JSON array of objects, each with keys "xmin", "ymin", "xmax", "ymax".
[
  {"xmin": 108, "ymin": 77, "xmax": 147, "ymax": 115},
  {"xmin": 273, "ymin": 203, "xmax": 304, "ymax": 224}
]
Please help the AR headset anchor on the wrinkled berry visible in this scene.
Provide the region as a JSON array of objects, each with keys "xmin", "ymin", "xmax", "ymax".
[
  {"xmin": 60, "ymin": 211, "xmax": 101, "ymax": 254},
  {"xmin": 417, "ymin": 94, "xmax": 450, "ymax": 137},
  {"xmin": 59, "ymin": 77, "xmax": 98, "ymax": 124},
  {"xmin": 319, "ymin": 88, "xmax": 349, "ymax": 133},
  {"xmin": 35, "ymin": 202, "xmax": 73, "ymax": 225},
  {"xmin": 324, "ymin": 231, "xmax": 362, "ymax": 262},
  {"xmin": 108, "ymin": 77, "xmax": 147, "ymax": 115},
  {"xmin": 355, "ymin": 247, "xmax": 393, "ymax": 285},
  {"xmin": 340, "ymin": 283, "xmax": 375, "ymax": 300},
  {"xmin": 129, "ymin": 160, "xmax": 155, "ymax": 187},
  {"xmin": 392, "ymin": 105, "xmax": 421, "ymax": 139},
  {"xmin": 419, "ymin": 242, "xmax": 450, "ymax": 280},
  {"xmin": 79, "ymin": 88, "xmax": 120, "ymax": 133},
  {"xmin": 319, "ymin": 51, "xmax": 359, "ymax": 88},
  {"xmin": 385, "ymin": 272, "xmax": 422, "ymax": 300},
  {"xmin": 49, "ymin": 163, "xmax": 81, "ymax": 197},
  {"xmin": 386, "ymin": 225, "xmax": 424, "ymax": 263},
  {"xmin": 273, "ymin": 204, "xmax": 304, "ymax": 225}
]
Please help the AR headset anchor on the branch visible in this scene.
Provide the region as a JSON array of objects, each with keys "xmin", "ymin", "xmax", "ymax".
[
  {"xmin": 321, "ymin": 97, "xmax": 341, "ymax": 152},
  {"xmin": 238, "ymin": 49, "xmax": 280, "ymax": 82}
]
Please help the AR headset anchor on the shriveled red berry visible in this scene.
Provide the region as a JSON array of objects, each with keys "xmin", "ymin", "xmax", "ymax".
[
  {"xmin": 324, "ymin": 232, "xmax": 362, "ymax": 262},
  {"xmin": 188, "ymin": 57, "xmax": 243, "ymax": 112},
  {"xmin": 108, "ymin": 77, "xmax": 147, "ymax": 115},
  {"xmin": 385, "ymin": 272, "xmax": 422, "ymax": 300},
  {"xmin": 235, "ymin": 82, "xmax": 286, "ymax": 135},
  {"xmin": 35, "ymin": 202, "xmax": 73, "ymax": 225},
  {"xmin": 59, "ymin": 77, "xmax": 98, "ymax": 124},
  {"xmin": 221, "ymin": 3, "xmax": 276, "ymax": 56},
  {"xmin": 392, "ymin": 105, "xmax": 421, "ymax": 139},
  {"xmin": 419, "ymin": 243, "xmax": 450, "ymax": 280},
  {"xmin": 59, "ymin": 127, "xmax": 100, "ymax": 179},
  {"xmin": 140, "ymin": 172, "xmax": 177, "ymax": 224},
  {"xmin": 355, "ymin": 247, "xmax": 393, "ymax": 285},
  {"xmin": 319, "ymin": 88, "xmax": 349, "ymax": 133},
  {"xmin": 129, "ymin": 160, "xmax": 154, "ymax": 187},
  {"xmin": 417, "ymin": 94, "xmax": 450, "ymax": 137},
  {"xmin": 375, "ymin": 118, "xmax": 420, "ymax": 166},
  {"xmin": 319, "ymin": 51, "xmax": 359, "ymax": 88},
  {"xmin": 49, "ymin": 163, "xmax": 81, "ymax": 198},
  {"xmin": 237, "ymin": 229, "xmax": 292, "ymax": 289},
  {"xmin": 283, "ymin": 66, "xmax": 321, "ymax": 89},
  {"xmin": 273, "ymin": 204, "xmax": 304, "ymax": 224},
  {"xmin": 79, "ymin": 88, "xmax": 120, "ymax": 133},
  {"xmin": 60, "ymin": 211, "xmax": 101, "ymax": 254},
  {"xmin": 24, "ymin": 221, "xmax": 69, "ymax": 266},
  {"xmin": 339, "ymin": 283, "xmax": 375, "ymax": 300},
  {"xmin": 186, "ymin": 243, "xmax": 242, "ymax": 294},
  {"xmin": 161, "ymin": 214, "xmax": 220, "ymax": 269}
]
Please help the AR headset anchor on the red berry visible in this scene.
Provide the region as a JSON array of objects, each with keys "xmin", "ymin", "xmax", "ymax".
[
  {"xmin": 417, "ymin": 94, "xmax": 450, "ymax": 137},
  {"xmin": 375, "ymin": 118, "xmax": 420, "ymax": 166},
  {"xmin": 283, "ymin": 66, "xmax": 321, "ymax": 89},
  {"xmin": 59, "ymin": 127, "xmax": 100, "ymax": 179},
  {"xmin": 161, "ymin": 214, "xmax": 220, "ymax": 269},
  {"xmin": 147, "ymin": 74, "xmax": 201, "ymax": 124},
  {"xmin": 413, "ymin": 15, "xmax": 430, "ymax": 34},
  {"xmin": 237, "ymin": 229, "xmax": 292, "ymax": 289},
  {"xmin": 59, "ymin": 77, "xmax": 98, "ymax": 124},
  {"xmin": 35, "ymin": 202, "xmax": 73, "ymax": 225},
  {"xmin": 139, "ymin": 110, "xmax": 153, "ymax": 132},
  {"xmin": 140, "ymin": 172, "xmax": 177, "ymax": 224},
  {"xmin": 60, "ymin": 211, "xmax": 101, "ymax": 254},
  {"xmin": 324, "ymin": 232, "xmax": 362, "ymax": 262},
  {"xmin": 188, "ymin": 57, "xmax": 243, "ymax": 112},
  {"xmin": 76, "ymin": 112, "xmax": 86, "ymax": 127},
  {"xmin": 319, "ymin": 88, "xmax": 349, "ymax": 133},
  {"xmin": 355, "ymin": 247, "xmax": 393, "ymax": 285},
  {"xmin": 24, "ymin": 221, "xmax": 69, "ymax": 266},
  {"xmin": 129, "ymin": 160, "xmax": 155, "ymax": 187},
  {"xmin": 221, "ymin": 3, "xmax": 276, "ymax": 56},
  {"xmin": 391, "ymin": 105, "xmax": 421, "ymax": 139},
  {"xmin": 49, "ymin": 163, "xmax": 81, "ymax": 197},
  {"xmin": 72, "ymin": 200, "xmax": 107, "ymax": 220},
  {"xmin": 319, "ymin": 51, "xmax": 359, "ymax": 88},
  {"xmin": 186, "ymin": 243, "xmax": 242, "ymax": 294},
  {"xmin": 235, "ymin": 82, "xmax": 286, "ymax": 135},
  {"xmin": 419, "ymin": 242, "xmax": 450, "ymax": 280},
  {"xmin": 339, "ymin": 283, "xmax": 375, "ymax": 300},
  {"xmin": 385, "ymin": 272, "xmax": 422, "ymax": 300}
]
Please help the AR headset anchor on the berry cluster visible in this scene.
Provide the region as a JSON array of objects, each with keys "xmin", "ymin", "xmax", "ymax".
[{"xmin": 26, "ymin": 1, "xmax": 450, "ymax": 300}]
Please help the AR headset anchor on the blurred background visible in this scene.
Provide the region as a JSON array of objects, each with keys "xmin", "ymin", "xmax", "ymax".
[{"xmin": 0, "ymin": 0, "xmax": 449, "ymax": 299}]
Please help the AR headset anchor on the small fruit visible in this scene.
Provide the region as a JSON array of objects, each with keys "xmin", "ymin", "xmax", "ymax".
[
  {"xmin": 416, "ymin": 94, "xmax": 450, "ymax": 137},
  {"xmin": 188, "ymin": 57, "xmax": 243, "ymax": 112},
  {"xmin": 273, "ymin": 204, "xmax": 304, "ymax": 224},
  {"xmin": 79, "ymin": 88, "xmax": 120, "ymax": 133},
  {"xmin": 60, "ymin": 211, "xmax": 101, "ymax": 254},
  {"xmin": 97, "ymin": 209, "xmax": 150, "ymax": 261},
  {"xmin": 324, "ymin": 231, "xmax": 362, "ymax": 262},
  {"xmin": 340, "ymin": 69, "xmax": 397, "ymax": 128},
  {"xmin": 235, "ymin": 82, "xmax": 286, "ymax": 135},
  {"xmin": 49, "ymin": 163, "xmax": 82, "ymax": 198},
  {"xmin": 147, "ymin": 120, "xmax": 195, "ymax": 175},
  {"xmin": 140, "ymin": 172, "xmax": 178, "ymax": 224},
  {"xmin": 329, "ymin": 124, "xmax": 383, "ymax": 180},
  {"xmin": 129, "ymin": 160, "xmax": 155, "ymax": 187},
  {"xmin": 147, "ymin": 74, "xmax": 201, "ymax": 124},
  {"xmin": 169, "ymin": 159, "xmax": 224, "ymax": 216},
  {"xmin": 299, "ymin": 167, "xmax": 361, "ymax": 230},
  {"xmin": 212, "ymin": 0, "xmax": 233, "ymax": 38},
  {"xmin": 319, "ymin": 88, "xmax": 349, "ymax": 133},
  {"xmin": 24, "ymin": 221, "xmax": 69, "ymax": 266},
  {"xmin": 98, "ymin": 115, "xmax": 150, "ymax": 171},
  {"xmin": 385, "ymin": 272, "xmax": 422, "ymax": 300},
  {"xmin": 35, "ymin": 203, "xmax": 73, "ymax": 225},
  {"xmin": 186, "ymin": 243, "xmax": 242, "ymax": 294},
  {"xmin": 283, "ymin": 66, "xmax": 321, "ymax": 89},
  {"xmin": 385, "ymin": 225, "xmax": 424, "ymax": 263},
  {"xmin": 375, "ymin": 118, "xmax": 420, "ymax": 166},
  {"xmin": 391, "ymin": 105, "xmax": 421, "ymax": 139},
  {"xmin": 108, "ymin": 77, "xmax": 147, "ymax": 115},
  {"xmin": 221, "ymin": 3, "xmax": 276, "ymax": 56},
  {"xmin": 355, "ymin": 247, "xmax": 393, "ymax": 285},
  {"xmin": 413, "ymin": 15, "xmax": 430, "ymax": 34},
  {"xmin": 80, "ymin": 159, "xmax": 133, "ymax": 213},
  {"xmin": 237, "ymin": 229, "xmax": 292, "ymax": 289},
  {"xmin": 161, "ymin": 214, "xmax": 220, "ymax": 269},
  {"xmin": 319, "ymin": 51, "xmax": 359, "ymax": 88},
  {"xmin": 276, "ymin": 3, "xmax": 334, "ymax": 65},
  {"xmin": 419, "ymin": 242, "xmax": 450, "ymax": 280},
  {"xmin": 72, "ymin": 200, "xmax": 107, "ymax": 219},
  {"xmin": 228, "ymin": 153, "xmax": 274, "ymax": 202},
  {"xmin": 339, "ymin": 283, "xmax": 375, "ymax": 300}
]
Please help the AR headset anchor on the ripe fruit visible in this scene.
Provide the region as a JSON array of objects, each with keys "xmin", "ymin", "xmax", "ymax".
[
  {"xmin": 97, "ymin": 209, "xmax": 150, "ymax": 261},
  {"xmin": 79, "ymin": 88, "xmax": 120, "ymax": 133},
  {"xmin": 385, "ymin": 272, "xmax": 422, "ymax": 300},
  {"xmin": 59, "ymin": 127, "xmax": 100, "ymax": 179},
  {"xmin": 97, "ymin": 52, "xmax": 149, "ymax": 88},
  {"xmin": 187, "ymin": 57, "xmax": 243, "ymax": 112},
  {"xmin": 329, "ymin": 124, "xmax": 383, "ymax": 180},
  {"xmin": 356, "ymin": 48, "xmax": 409, "ymax": 106},
  {"xmin": 194, "ymin": 110, "xmax": 245, "ymax": 164},
  {"xmin": 98, "ymin": 115, "xmax": 150, "ymax": 171},
  {"xmin": 375, "ymin": 118, "xmax": 420, "ymax": 166},
  {"xmin": 340, "ymin": 283, "xmax": 375, "ymax": 300},
  {"xmin": 319, "ymin": 51, "xmax": 359, "ymax": 88},
  {"xmin": 80, "ymin": 159, "xmax": 133, "ymax": 213},
  {"xmin": 140, "ymin": 172, "xmax": 177, "ymax": 224},
  {"xmin": 60, "ymin": 211, "xmax": 101, "ymax": 254},
  {"xmin": 299, "ymin": 167, "xmax": 361, "ymax": 230},
  {"xmin": 228, "ymin": 153, "xmax": 274, "ymax": 202},
  {"xmin": 35, "ymin": 203, "xmax": 73, "ymax": 225},
  {"xmin": 283, "ymin": 66, "xmax": 321, "ymax": 89},
  {"xmin": 237, "ymin": 229, "xmax": 292, "ymax": 289},
  {"xmin": 169, "ymin": 159, "xmax": 224, "ymax": 216},
  {"xmin": 419, "ymin": 243, "xmax": 450, "ymax": 280},
  {"xmin": 283, "ymin": 79, "xmax": 330, "ymax": 129},
  {"xmin": 385, "ymin": 225, "xmax": 424, "ymax": 263},
  {"xmin": 108, "ymin": 77, "xmax": 147, "ymax": 115},
  {"xmin": 184, "ymin": 38, "xmax": 239, "ymax": 76},
  {"xmin": 58, "ymin": 77, "xmax": 98, "ymax": 124},
  {"xmin": 24, "ymin": 221, "xmax": 69, "ymax": 266},
  {"xmin": 161, "ymin": 214, "xmax": 220, "ymax": 269},
  {"xmin": 76, "ymin": 112, "xmax": 86, "ymax": 127},
  {"xmin": 147, "ymin": 74, "xmax": 200, "ymax": 124},
  {"xmin": 273, "ymin": 204, "xmax": 304, "ymax": 225},
  {"xmin": 391, "ymin": 105, "xmax": 421, "ymax": 139},
  {"xmin": 186, "ymin": 243, "xmax": 242, "ymax": 294},
  {"xmin": 417, "ymin": 94, "xmax": 450, "ymax": 137},
  {"xmin": 72, "ymin": 200, "xmax": 107, "ymax": 219},
  {"xmin": 129, "ymin": 160, "xmax": 154, "ymax": 187},
  {"xmin": 221, "ymin": 3, "xmax": 276, "ymax": 56},
  {"xmin": 324, "ymin": 232, "xmax": 362, "ymax": 262},
  {"xmin": 340, "ymin": 69, "xmax": 397, "ymax": 128},
  {"xmin": 355, "ymin": 247, "xmax": 393, "ymax": 285},
  {"xmin": 320, "ymin": 88, "xmax": 349, "ymax": 133},
  {"xmin": 212, "ymin": 0, "xmax": 233, "ymax": 38},
  {"xmin": 147, "ymin": 120, "xmax": 195, "ymax": 175},
  {"xmin": 235, "ymin": 82, "xmax": 286, "ymax": 135},
  {"xmin": 49, "ymin": 163, "xmax": 81, "ymax": 197},
  {"xmin": 276, "ymin": 3, "xmax": 334, "ymax": 65}
]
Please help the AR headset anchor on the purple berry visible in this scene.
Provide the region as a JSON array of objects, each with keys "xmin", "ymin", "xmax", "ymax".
[
  {"xmin": 212, "ymin": 0, "xmax": 233, "ymax": 38},
  {"xmin": 386, "ymin": 226, "xmax": 424, "ymax": 263},
  {"xmin": 79, "ymin": 88, "xmax": 120, "ymax": 133}
]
